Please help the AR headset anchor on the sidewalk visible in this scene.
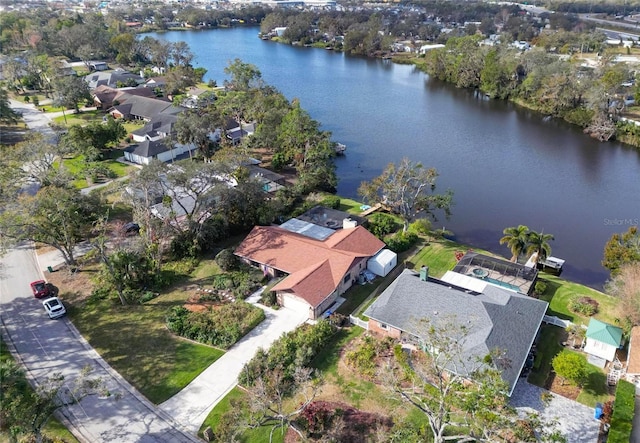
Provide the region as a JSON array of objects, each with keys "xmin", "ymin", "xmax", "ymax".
[{"xmin": 159, "ymin": 287, "xmax": 308, "ymax": 434}]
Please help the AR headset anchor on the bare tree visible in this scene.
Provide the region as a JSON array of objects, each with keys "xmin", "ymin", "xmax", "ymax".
[
  {"xmin": 246, "ymin": 366, "xmax": 321, "ymax": 443},
  {"xmin": 359, "ymin": 158, "xmax": 453, "ymax": 232},
  {"xmin": 383, "ymin": 318, "xmax": 541, "ymax": 443},
  {"xmin": 606, "ymin": 263, "xmax": 640, "ymax": 327}
]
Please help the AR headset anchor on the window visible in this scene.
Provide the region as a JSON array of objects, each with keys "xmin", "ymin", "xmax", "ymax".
[
  {"xmin": 343, "ymin": 274, "xmax": 351, "ymax": 284},
  {"xmin": 379, "ymin": 322, "xmax": 388, "ymax": 330}
]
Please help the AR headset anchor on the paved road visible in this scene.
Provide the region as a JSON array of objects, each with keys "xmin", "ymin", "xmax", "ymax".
[
  {"xmin": 510, "ymin": 381, "xmax": 599, "ymax": 443},
  {"xmin": 159, "ymin": 293, "xmax": 308, "ymax": 434},
  {"xmin": 9, "ymin": 99, "xmax": 54, "ymax": 135},
  {"xmin": 0, "ymin": 245, "xmax": 199, "ymax": 442}
]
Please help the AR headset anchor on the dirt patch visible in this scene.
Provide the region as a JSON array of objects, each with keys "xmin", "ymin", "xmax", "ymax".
[
  {"xmin": 183, "ymin": 288, "xmax": 236, "ymax": 312},
  {"xmin": 45, "ymin": 266, "xmax": 96, "ymax": 304},
  {"xmin": 546, "ymin": 373, "xmax": 580, "ymax": 400}
]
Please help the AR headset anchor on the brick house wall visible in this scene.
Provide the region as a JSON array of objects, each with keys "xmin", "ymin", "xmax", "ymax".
[{"xmin": 368, "ymin": 320, "xmax": 402, "ymax": 339}]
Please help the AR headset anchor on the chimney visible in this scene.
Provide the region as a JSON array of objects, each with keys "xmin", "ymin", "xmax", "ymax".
[
  {"xmin": 420, "ymin": 266, "xmax": 429, "ymax": 281},
  {"xmin": 343, "ymin": 218, "xmax": 357, "ymax": 229}
]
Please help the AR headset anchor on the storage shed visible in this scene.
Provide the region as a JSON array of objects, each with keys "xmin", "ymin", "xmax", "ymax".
[{"xmin": 367, "ymin": 249, "xmax": 397, "ymax": 277}]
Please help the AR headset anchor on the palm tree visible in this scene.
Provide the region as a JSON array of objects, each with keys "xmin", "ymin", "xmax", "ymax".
[
  {"xmin": 526, "ymin": 230, "xmax": 555, "ymax": 263},
  {"xmin": 499, "ymin": 225, "xmax": 530, "ymax": 262}
]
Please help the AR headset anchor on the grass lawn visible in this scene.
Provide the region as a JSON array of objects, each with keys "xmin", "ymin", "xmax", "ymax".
[
  {"xmin": 68, "ymin": 296, "xmax": 223, "ymax": 404},
  {"xmin": 528, "ymin": 326, "xmax": 612, "ymax": 407},
  {"xmin": 576, "ymin": 362, "xmax": 612, "ymax": 407},
  {"xmin": 198, "ymin": 387, "xmax": 285, "ymax": 443},
  {"xmin": 339, "ymin": 197, "xmax": 366, "ymax": 214},
  {"xmin": 538, "ymin": 274, "xmax": 619, "ymax": 325},
  {"xmin": 64, "ymin": 257, "xmax": 234, "ymax": 404},
  {"xmin": 336, "ymin": 279, "xmax": 384, "ymax": 316},
  {"xmin": 53, "ymin": 110, "xmax": 101, "ymax": 126},
  {"xmin": 0, "ymin": 340, "xmax": 79, "ymax": 442},
  {"xmin": 528, "ymin": 325, "xmax": 563, "ymax": 387},
  {"xmin": 55, "ymin": 154, "xmax": 134, "ymax": 189},
  {"xmin": 410, "ymin": 238, "xmax": 493, "ymax": 278}
]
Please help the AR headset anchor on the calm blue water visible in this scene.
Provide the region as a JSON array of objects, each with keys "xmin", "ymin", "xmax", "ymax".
[{"xmin": 148, "ymin": 27, "xmax": 640, "ymax": 288}]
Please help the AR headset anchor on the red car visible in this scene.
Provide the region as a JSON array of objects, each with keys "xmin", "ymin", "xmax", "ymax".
[{"xmin": 30, "ymin": 280, "xmax": 53, "ymax": 299}]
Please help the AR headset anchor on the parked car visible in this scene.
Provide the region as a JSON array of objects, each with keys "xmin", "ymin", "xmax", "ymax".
[
  {"xmin": 30, "ymin": 280, "xmax": 53, "ymax": 299},
  {"xmin": 42, "ymin": 297, "xmax": 66, "ymax": 319}
]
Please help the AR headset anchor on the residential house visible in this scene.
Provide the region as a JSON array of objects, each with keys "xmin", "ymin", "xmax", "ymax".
[
  {"xmin": 108, "ymin": 96, "xmax": 178, "ymax": 121},
  {"xmin": 584, "ymin": 318, "xmax": 624, "ymax": 364},
  {"xmin": 451, "ymin": 251, "xmax": 538, "ymax": 296},
  {"xmin": 235, "ymin": 224, "xmax": 385, "ymax": 319},
  {"xmin": 144, "ymin": 76, "xmax": 166, "ymax": 90},
  {"xmin": 85, "ymin": 68, "xmax": 144, "ymax": 89},
  {"xmin": 131, "ymin": 113, "xmax": 179, "ymax": 142},
  {"xmin": 92, "ymin": 85, "xmax": 156, "ymax": 109},
  {"xmin": 89, "ymin": 61, "xmax": 109, "ymax": 71},
  {"xmin": 364, "ymin": 268, "xmax": 548, "ymax": 396}
]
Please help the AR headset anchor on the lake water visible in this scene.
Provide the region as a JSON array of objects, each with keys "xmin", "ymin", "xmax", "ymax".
[{"xmin": 149, "ymin": 27, "xmax": 640, "ymax": 288}]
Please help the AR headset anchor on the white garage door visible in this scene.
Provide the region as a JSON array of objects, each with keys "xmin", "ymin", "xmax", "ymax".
[{"xmin": 282, "ymin": 294, "xmax": 311, "ymax": 318}]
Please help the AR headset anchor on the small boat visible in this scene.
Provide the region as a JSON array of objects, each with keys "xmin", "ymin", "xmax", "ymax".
[{"xmin": 334, "ymin": 142, "xmax": 346, "ymax": 155}]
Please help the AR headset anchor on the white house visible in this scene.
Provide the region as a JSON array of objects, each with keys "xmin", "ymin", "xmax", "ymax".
[{"xmin": 584, "ymin": 318, "xmax": 623, "ymax": 363}]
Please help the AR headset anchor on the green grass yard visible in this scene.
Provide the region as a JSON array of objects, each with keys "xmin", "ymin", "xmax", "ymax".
[
  {"xmin": 54, "ymin": 154, "xmax": 134, "ymax": 189},
  {"xmin": 538, "ymin": 274, "xmax": 619, "ymax": 325},
  {"xmin": 53, "ymin": 110, "xmax": 101, "ymax": 125},
  {"xmin": 410, "ymin": 238, "xmax": 493, "ymax": 278},
  {"xmin": 65, "ymin": 257, "xmax": 234, "ymax": 404}
]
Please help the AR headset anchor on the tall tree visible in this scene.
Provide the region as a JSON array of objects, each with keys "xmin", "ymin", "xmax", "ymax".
[
  {"xmin": 499, "ymin": 224, "xmax": 530, "ymax": 262},
  {"xmin": 603, "ymin": 226, "xmax": 640, "ymax": 275},
  {"xmin": 606, "ymin": 263, "xmax": 640, "ymax": 327},
  {"xmin": 224, "ymin": 58, "xmax": 263, "ymax": 91},
  {"xmin": 174, "ymin": 109, "xmax": 220, "ymax": 159},
  {"xmin": 384, "ymin": 319, "xmax": 540, "ymax": 443},
  {"xmin": 525, "ymin": 229, "xmax": 554, "ymax": 263},
  {"xmin": 52, "ymin": 75, "xmax": 91, "ymax": 113},
  {"xmin": 358, "ymin": 158, "xmax": 453, "ymax": 232},
  {"xmin": 0, "ymin": 88, "xmax": 19, "ymax": 124},
  {"xmin": 0, "ymin": 186, "xmax": 102, "ymax": 266}
]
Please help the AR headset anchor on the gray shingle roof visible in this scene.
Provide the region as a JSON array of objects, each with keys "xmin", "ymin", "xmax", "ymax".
[
  {"xmin": 363, "ymin": 269, "xmax": 548, "ymax": 395},
  {"xmin": 125, "ymin": 139, "xmax": 169, "ymax": 157}
]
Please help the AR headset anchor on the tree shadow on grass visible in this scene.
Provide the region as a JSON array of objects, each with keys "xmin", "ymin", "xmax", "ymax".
[{"xmin": 538, "ymin": 278, "xmax": 572, "ymax": 321}]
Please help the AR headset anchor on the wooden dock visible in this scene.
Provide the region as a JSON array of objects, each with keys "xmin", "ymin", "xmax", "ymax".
[{"xmin": 359, "ymin": 203, "xmax": 383, "ymax": 217}]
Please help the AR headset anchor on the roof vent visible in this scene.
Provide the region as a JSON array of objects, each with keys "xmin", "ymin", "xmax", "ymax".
[{"xmin": 433, "ymin": 311, "xmax": 438, "ymax": 315}]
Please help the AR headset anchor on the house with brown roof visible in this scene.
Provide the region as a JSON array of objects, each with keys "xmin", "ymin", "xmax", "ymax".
[{"xmin": 234, "ymin": 225, "xmax": 385, "ymax": 319}]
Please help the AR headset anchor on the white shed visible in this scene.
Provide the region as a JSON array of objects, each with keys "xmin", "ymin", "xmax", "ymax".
[{"xmin": 367, "ymin": 249, "xmax": 397, "ymax": 277}]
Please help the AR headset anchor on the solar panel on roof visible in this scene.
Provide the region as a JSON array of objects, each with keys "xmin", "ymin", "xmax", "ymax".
[{"xmin": 280, "ymin": 218, "xmax": 335, "ymax": 240}]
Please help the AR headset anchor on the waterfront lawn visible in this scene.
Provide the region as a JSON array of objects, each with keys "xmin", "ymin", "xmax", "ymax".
[
  {"xmin": 537, "ymin": 274, "xmax": 618, "ymax": 325},
  {"xmin": 410, "ymin": 238, "xmax": 493, "ymax": 278},
  {"xmin": 338, "ymin": 197, "xmax": 365, "ymax": 214},
  {"xmin": 0, "ymin": 340, "xmax": 79, "ymax": 442}
]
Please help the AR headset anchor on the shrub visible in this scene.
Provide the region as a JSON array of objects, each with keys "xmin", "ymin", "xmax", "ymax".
[
  {"xmin": 408, "ymin": 219, "xmax": 431, "ymax": 235},
  {"xmin": 608, "ymin": 380, "xmax": 635, "ymax": 443},
  {"xmin": 368, "ymin": 213, "xmax": 398, "ymax": 238},
  {"xmin": 215, "ymin": 249, "xmax": 238, "ymax": 271},
  {"xmin": 166, "ymin": 302, "xmax": 265, "ymax": 349},
  {"xmin": 386, "ymin": 231, "xmax": 418, "ymax": 253},
  {"xmin": 345, "ymin": 335, "xmax": 378, "ymax": 378},
  {"xmin": 534, "ymin": 281, "xmax": 547, "ymax": 295},
  {"xmin": 320, "ymin": 195, "xmax": 341, "ymax": 209},
  {"xmin": 569, "ymin": 296, "xmax": 598, "ymax": 316},
  {"xmin": 239, "ymin": 320, "xmax": 337, "ymax": 386}
]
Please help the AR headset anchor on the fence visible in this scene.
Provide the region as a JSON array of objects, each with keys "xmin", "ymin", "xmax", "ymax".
[
  {"xmin": 349, "ymin": 315, "xmax": 369, "ymax": 330},
  {"xmin": 543, "ymin": 315, "xmax": 571, "ymax": 329}
]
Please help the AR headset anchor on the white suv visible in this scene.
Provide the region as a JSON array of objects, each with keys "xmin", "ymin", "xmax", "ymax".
[{"xmin": 42, "ymin": 297, "xmax": 66, "ymax": 319}]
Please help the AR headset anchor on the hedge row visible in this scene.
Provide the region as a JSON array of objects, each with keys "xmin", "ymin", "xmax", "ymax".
[
  {"xmin": 608, "ymin": 380, "xmax": 635, "ymax": 443},
  {"xmin": 239, "ymin": 320, "xmax": 337, "ymax": 386},
  {"xmin": 166, "ymin": 302, "xmax": 265, "ymax": 349}
]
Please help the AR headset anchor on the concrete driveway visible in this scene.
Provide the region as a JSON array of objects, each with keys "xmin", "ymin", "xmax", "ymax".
[
  {"xmin": 0, "ymin": 244, "xmax": 198, "ymax": 442},
  {"xmin": 510, "ymin": 381, "xmax": 599, "ymax": 443},
  {"xmin": 160, "ymin": 304, "xmax": 308, "ymax": 434}
]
